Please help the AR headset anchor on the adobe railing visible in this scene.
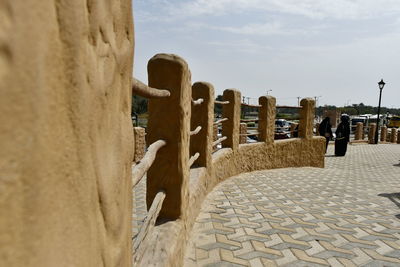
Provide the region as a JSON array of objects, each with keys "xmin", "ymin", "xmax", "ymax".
[
  {"xmin": 131, "ymin": 53, "xmax": 325, "ymax": 266},
  {"xmin": 350, "ymin": 123, "xmax": 399, "ymax": 144},
  {"xmin": 236, "ymin": 103, "xmax": 301, "ymax": 144}
]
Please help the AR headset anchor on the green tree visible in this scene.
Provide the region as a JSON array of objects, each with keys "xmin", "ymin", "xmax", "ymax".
[
  {"xmin": 132, "ymin": 95, "xmax": 148, "ymax": 115},
  {"xmin": 214, "ymin": 95, "xmax": 223, "ymax": 116}
]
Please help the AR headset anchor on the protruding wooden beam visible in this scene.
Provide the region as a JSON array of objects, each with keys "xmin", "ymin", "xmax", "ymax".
[
  {"xmin": 188, "ymin": 153, "xmax": 200, "ymax": 167},
  {"xmin": 133, "ymin": 190, "xmax": 166, "ymax": 259},
  {"xmin": 215, "ymin": 100, "xmax": 229, "ymax": 105},
  {"xmin": 213, "ymin": 136, "xmax": 227, "ymax": 147},
  {"xmin": 192, "ymin": 98, "xmax": 204, "ymax": 105},
  {"xmin": 214, "ymin": 118, "xmax": 228, "ymax": 125},
  {"xmin": 190, "ymin": 126, "xmax": 202, "ymax": 136},
  {"xmin": 132, "ymin": 78, "xmax": 170, "ymax": 98},
  {"xmin": 132, "ymin": 140, "xmax": 167, "ymax": 188}
]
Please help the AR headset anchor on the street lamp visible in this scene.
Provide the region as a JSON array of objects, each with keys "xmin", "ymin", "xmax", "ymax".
[
  {"xmin": 266, "ymin": 89, "xmax": 272, "ymax": 95},
  {"xmin": 314, "ymin": 96, "xmax": 322, "ymax": 108},
  {"xmin": 374, "ymin": 79, "xmax": 386, "ymax": 144}
]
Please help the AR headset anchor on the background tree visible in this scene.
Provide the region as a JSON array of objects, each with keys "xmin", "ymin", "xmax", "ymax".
[
  {"xmin": 132, "ymin": 95, "xmax": 148, "ymax": 116},
  {"xmin": 214, "ymin": 95, "xmax": 223, "ymax": 116}
]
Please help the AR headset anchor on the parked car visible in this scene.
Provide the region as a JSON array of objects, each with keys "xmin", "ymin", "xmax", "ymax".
[
  {"xmin": 351, "ymin": 117, "xmax": 368, "ymax": 133},
  {"xmin": 388, "ymin": 115, "xmax": 400, "ymax": 128},
  {"xmin": 275, "ymin": 119, "xmax": 290, "ymax": 139}
]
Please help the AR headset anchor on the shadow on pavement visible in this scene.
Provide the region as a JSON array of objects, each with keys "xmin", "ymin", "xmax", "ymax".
[
  {"xmin": 393, "ymin": 163, "xmax": 400, "ymax": 167},
  {"xmin": 378, "ymin": 193, "xmax": 400, "ymax": 219}
]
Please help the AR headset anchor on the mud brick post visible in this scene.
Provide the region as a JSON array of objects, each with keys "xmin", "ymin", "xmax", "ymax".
[
  {"xmin": 368, "ymin": 123, "xmax": 376, "ymax": 144},
  {"xmin": 390, "ymin": 128, "xmax": 397, "ymax": 143},
  {"xmin": 299, "ymin": 98, "xmax": 315, "ymax": 139},
  {"xmin": 258, "ymin": 96, "xmax": 276, "ymax": 144},
  {"xmin": 146, "ymin": 54, "xmax": 191, "ymax": 219},
  {"xmin": 355, "ymin": 122, "xmax": 363, "ymax": 140},
  {"xmin": 397, "ymin": 130, "xmax": 400, "ymax": 144},
  {"xmin": 221, "ymin": 89, "xmax": 241, "ymax": 151},
  {"xmin": 380, "ymin": 126, "xmax": 387, "ymax": 142},
  {"xmin": 190, "ymin": 82, "xmax": 214, "ymax": 169}
]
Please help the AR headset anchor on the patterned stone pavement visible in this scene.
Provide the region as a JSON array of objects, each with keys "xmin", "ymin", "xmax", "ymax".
[
  {"xmin": 132, "ymin": 175, "xmax": 147, "ymax": 241},
  {"xmin": 184, "ymin": 144, "xmax": 400, "ymax": 266}
]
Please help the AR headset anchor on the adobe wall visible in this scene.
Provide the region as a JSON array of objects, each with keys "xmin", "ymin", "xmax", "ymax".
[
  {"xmin": 213, "ymin": 138, "xmax": 325, "ymax": 181},
  {"xmin": 138, "ymin": 137, "xmax": 325, "ymax": 266},
  {"xmin": 0, "ymin": 1, "xmax": 134, "ymax": 267}
]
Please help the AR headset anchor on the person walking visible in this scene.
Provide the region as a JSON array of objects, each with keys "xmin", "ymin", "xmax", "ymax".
[
  {"xmin": 335, "ymin": 114, "xmax": 350, "ymax": 156},
  {"xmin": 318, "ymin": 117, "xmax": 333, "ymax": 152}
]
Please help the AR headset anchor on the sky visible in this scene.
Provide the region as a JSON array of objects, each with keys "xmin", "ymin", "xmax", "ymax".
[{"xmin": 133, "ymin": 0, "xmax": 400, "ymax": 107}]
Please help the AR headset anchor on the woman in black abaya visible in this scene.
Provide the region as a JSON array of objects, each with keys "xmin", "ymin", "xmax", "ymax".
[
  {"xmin": 318, "ymin": 117, "xmax": 332, "ymax": 152},
  {"xmin": 335, "ymin": 114, "xmax": 350, "ymax": 156}
]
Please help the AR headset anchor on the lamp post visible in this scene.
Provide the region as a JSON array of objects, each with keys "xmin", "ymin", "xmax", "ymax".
[
  {"xmin": 314, "ymin": 95, "xmax": 322, "ymax": 107},
  {"xmin": 374, "ymin": 79, "xmax": 386, "ymax": 144}
]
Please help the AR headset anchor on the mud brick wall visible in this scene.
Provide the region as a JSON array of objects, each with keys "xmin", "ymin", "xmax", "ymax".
[{"xmin": 0, "ymin": 1, "xmax": 134, "ymax": 266}]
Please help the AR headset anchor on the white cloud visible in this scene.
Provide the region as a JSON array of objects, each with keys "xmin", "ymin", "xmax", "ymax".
[
  {"xmin": 216, "ymin": 22, "xmax": 286, "ymax": 35},
  {"xmin": 213, "ymin": 21, "xmax": 327, "ymax": 36},
  {"xmin": 206, "ymin": 39, "xmax": 273, "ymax": 53},
  {"xmin": 167, "ymin": 0, "xmax": 400, "ymax": 20},
  {"xmin": 136, "ymin": 0, "xmax": 400, "ymax": 37}
]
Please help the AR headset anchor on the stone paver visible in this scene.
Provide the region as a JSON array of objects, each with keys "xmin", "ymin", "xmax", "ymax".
[
  {"xmin": 132, "ymin": 175, "xmax": 147, "ymax": 241},
  {"xmin": 184, "ymin": 144, "xmax": 400, "ymax": 266}
]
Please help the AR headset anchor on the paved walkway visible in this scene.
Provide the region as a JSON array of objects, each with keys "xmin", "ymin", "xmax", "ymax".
[
  {"xmin": 185, "ymin": 144, "xmax": 400, "ymax": 266},
  {"xmin": 132, "ymin": 174, "xmax": 147, "ymax": 241}
]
